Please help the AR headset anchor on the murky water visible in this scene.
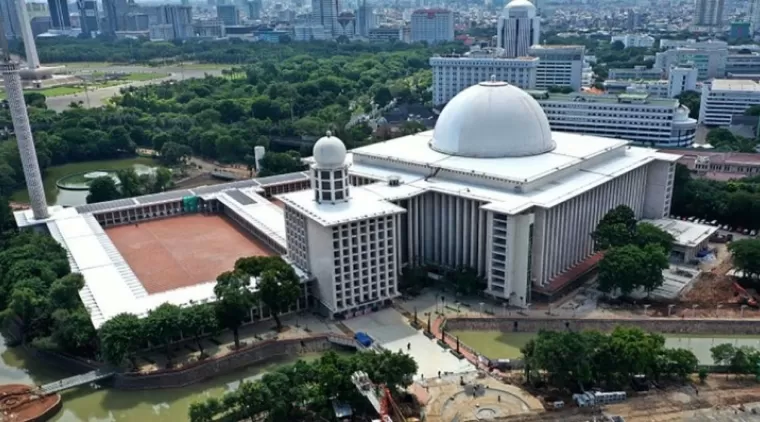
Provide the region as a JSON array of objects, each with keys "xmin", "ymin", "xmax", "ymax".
[
  {"xmin": 449, "ymin": 330, "xmax": 760, "ymax": 364},
  {"xmin": 0, "ymin": 336, "xmax": 329, "ymax": 422}
]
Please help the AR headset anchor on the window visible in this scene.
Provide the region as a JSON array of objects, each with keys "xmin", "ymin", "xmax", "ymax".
[{"xmin": 335, "ymin": 191, "xmax": 344, "ymax": 200}]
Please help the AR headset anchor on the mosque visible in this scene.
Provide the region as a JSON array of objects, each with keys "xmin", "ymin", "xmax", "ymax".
[{"xmin": 15, "ymin": 80, "xmax": 680, "ymax": 324}]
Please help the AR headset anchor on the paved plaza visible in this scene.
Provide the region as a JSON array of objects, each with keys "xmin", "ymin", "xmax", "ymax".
[{"xmin": 342, "ymin": 308, "xmax": 474, "ymax": 380}]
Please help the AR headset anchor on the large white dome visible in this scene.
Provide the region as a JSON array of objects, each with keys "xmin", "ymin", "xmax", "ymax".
[
  {"xmin": 504, "ymin": 0, "xmax": 537, "ymax": 16},
  {"xmin": 313, "ymin": 131, "xmax": 347, "ymax": 168},
  {"xmin": 431, "ymin": 80, "xmax": 555, "ymax": 158}
]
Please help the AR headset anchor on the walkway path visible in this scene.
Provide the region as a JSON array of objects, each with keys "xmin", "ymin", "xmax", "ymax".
[{"xmin": 37, "ymin": 368, "xmax": 115, "ymax": 395}]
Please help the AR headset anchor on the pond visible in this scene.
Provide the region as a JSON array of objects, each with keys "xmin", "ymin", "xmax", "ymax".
[
  {"xmin": 449, "ymin": 330, "xmax": 760, "ymax": 365},
  {"xmin": 11, "ymin": 157, "xmax": 161, "ymax": 207},
  {"xmin": 0, "ymin": 335, "xmax": 335, "ymax": 422}
]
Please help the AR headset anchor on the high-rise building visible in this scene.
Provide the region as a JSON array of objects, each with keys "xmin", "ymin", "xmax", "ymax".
[
  {"xmin": 247, "ymin": 0, "xmax": 261, "ymax": 19},
  {"xmin": 750, "ymin": 0, "xmax": 760, "ymax": 32},
  {"xmin": 311, "ymin": 0, "xmax": 340, "ymax": 37},
  {"xmin": 47, "ymin": 0, "xmax": 70, "ymax": 29},
  {"xmin": 159, "ymin": 5, "xmax": 192, "ymax": 39},
  {"xmin": 355, "ymin": 0, "xmax": 374, "ymax": 37},
  {"xmin": 497, "ymin": 0, "xmax": 540, "ymax": 58},
  {"xmin": 217, "ymin": 4, "xmax": 238, "ymax": 26},
  {"xmin": 694, "ymin": 0, "xmax": 724, "ymax": 26},
  {"xmin": 410, "ymin": 8, "xmax": 453, "ymax": 44},
  {"xmin": 528, "ymin": 45, "xmax": 584, "ymax": 90},
  {"xmin": 0, "ymin": 0, "xmax": 21, "ymax": 39},
  {"xmin": 699, "ymin": 79, "xmax": 760, "ymax": 126},
  {"xmin": 430, "ymin": 49, "xmax": 538, "ymax": 105},
  {"xmin": 77, "ymin": 0, "xmax": 99, "ymax": 36},
  {"xmin": 103, "ymin": 0, "xmax": 129, "ymax": 33}
]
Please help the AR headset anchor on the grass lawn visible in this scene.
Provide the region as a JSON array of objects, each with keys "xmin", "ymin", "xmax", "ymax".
[
  {"xmin": 449, "ymin": 330, "xmax": 534, "ymax": 359},
  {"xmin": 49, "ymin": 62, "xmax": 115, "ymax": 68},
  {"xmin": 0, "ymin": 85, "xmax": 85, "ymax": 99}
]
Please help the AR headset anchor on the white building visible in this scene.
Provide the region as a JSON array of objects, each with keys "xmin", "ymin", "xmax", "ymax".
[
  {"xmin": 528, "ymin": 45, "xmax": 585, "ymax": 90},
  {"xmin": 497, "ymin": 0, "xmax": 540, "ymax": 58},
  {"xmin": 430, "ymin": 49, "xmax": 538, "ymax": 105},
  {"xmin": 410, "ymin": 8, "xmax": 453, "ymax": 44},
  {"xmin": 694, "ymin": 0, "xmax": 724, "ymax": 26},
  {"xmin": 311, "ymin": 0, "xmax": 340, "ymax": 37},
  {"xmin": 699, "ymin": 79, "xmax": 760, "ymax": 126},
  {"xmin": 280, "ymin": 81, "xmax": 680, "ymax": 306},
  {"xmin": 655, "ymin": 47, "xmax": 727, "ymax": 80},
  {"xmin": 751, "ymin": 0, "xmax": 760, "ymax": 32},
  {"xmin": 368, "ymin": 26, "xmax": 403, "ymax": 43},
  {"xmin": 667, "ymin": 66, "xmax": 699, "ymax": 97},
  {"xmin": 610, "ymin": 34, "xmax": 655, "ymax": 48},
  {"xmin": 659, "ymin": 39, "xmax": 727, "ymax": 50},
  {"xmin": 530, "ymin": 90, "xmax": 697, "ymax": 147},
  {"xmin": 608, "ymin": 66, "xmax": 662, "ymax": 80}
]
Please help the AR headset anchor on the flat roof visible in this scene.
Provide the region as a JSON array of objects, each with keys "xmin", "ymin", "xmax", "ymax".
[
  {"xmin": 528, "ymin": 90, "xmax": 679, "ymax": 106},
  {"xmin": 278, "ymin": 186, "xmax": 406, "ymax": 227},
  {"xmin": 710, "ymin": 79, "xmax": 760, "ymax": 92},
  {"xmin": 215, "ymin": 187, "xmax": 288, "ymax": 250},
  {"xmin": 644, "ymin": 218, "xmax": 718, "ymax": 247}
]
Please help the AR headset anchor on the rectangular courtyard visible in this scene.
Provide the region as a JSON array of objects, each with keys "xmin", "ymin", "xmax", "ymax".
[{"xmin": 105, "ymin": 214, "xmax": 275, "ymax": 293}]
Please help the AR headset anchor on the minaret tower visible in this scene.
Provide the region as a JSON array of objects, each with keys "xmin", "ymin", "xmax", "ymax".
[
  {"xmin": 0, "ymin": 20, "xmax": 48, "ymax": 219},
  {"xmin": 311, "ymin": 131, "xmax": 350, "ymax": 204}
]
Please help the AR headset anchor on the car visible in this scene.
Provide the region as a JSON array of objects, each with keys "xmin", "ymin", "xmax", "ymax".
[{"xmin": 752, "ymin": 230, "xmax": 757, "ymax": 237}]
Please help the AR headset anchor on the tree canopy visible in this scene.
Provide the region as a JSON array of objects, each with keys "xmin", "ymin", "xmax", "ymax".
[
  {"xmin": 188, "ymin": 349, "xmax": 417, "ymax": 422},
  {"xmin": 523, "ymin": 327, "xmax": 698, "ymax": 389},
  {"xmin": 729, "ymin": 239, "xmax": 760, "ymax": 279}
]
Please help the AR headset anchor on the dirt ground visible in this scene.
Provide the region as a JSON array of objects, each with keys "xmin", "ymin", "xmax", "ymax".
[{"xmin": 105, "ymin": 214, "xmax": 274, "ymax": 293}]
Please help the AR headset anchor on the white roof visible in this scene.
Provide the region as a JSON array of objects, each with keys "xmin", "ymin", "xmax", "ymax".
[
  {"xmin": 710, "ymin": 79, "xmax": 760, "ymax": 92},
  {"xmin": 278, "ymin": 186, "xmax": 406, "ymax": 226},
  {"xmin": 352, "ymin": 130, "xmax": 631, "ymax": 185},
  {"xmin": 214, "ymin": 187, "xmax": 288, "ymax": 251},
  {"xmin": 313, "ymin": 133, "xmax": 347, "ymax": 168},
  {"xmin": 643, "ymin": 218, "xmax": 718, "ymax": 248},
  {"xmin": 432, "ymin": 81, "xmax": 555, "ymax": 158}
]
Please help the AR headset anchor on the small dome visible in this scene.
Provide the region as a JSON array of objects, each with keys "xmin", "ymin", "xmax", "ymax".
[
  {"xmin": 504, "ymin": 0, "xmax": 537, "ymax": 16},
  {"xmin": 431, "ymin": 79, "xmax": 555, "ymax": 158},
  {"xmin": 313, "ymin": 131, "xmax": 346, "ymax": 168}
]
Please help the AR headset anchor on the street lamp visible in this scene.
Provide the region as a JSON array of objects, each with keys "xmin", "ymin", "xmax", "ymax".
[
  {"xmin": 502, "ymin": 302, "xmax": 507, "ymax": 317},
  {"xmin": 643, "ymin": 304, "xmax": 651, "ymax": 317},
  {"xmin": 479, "ymin": 302, "xmax": 485, "ymax": 315},
  {"xmin": 692, "ymin": 304, "xmax": 699, "ymax": 318},
  {"xmin": 716, "ymin": 303, "xmax": 723, "ymax": 316},
  {"xmin": 547, "ymin": 303, "xmax": 552, "ymax": 316},
  {"xmin": 668, "ymin": 304, "xmax": 675, "ymax": 317},
  {"xmin": 526, "ymin": 303, "xmax": 532, "ymax": 313},
  {"xmin": 741, "ymin": 304, "xmax": 748, "ymax": 318}
]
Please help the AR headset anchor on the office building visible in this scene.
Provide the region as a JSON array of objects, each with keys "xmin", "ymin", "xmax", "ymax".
[
  {"xmin": 77, "ymin": 0, "xmax": 99, "ymax": 36},
  {"xmin": 368, "ymin": 26, "xmax": 402, "ymax": 43},
  {"xmin": 312, "ymin": 0, "xmax": 340, "ymax": 37},
  {"xmin": 528, "ymin": 45, "xmax": 584, "ymax": 90},
  {"xmin": 730, "ymin": 22, "xmax": 751, "ymax": 41},
  {"xmin": 667, "ymin": 66, "xmax": 699, "ymax": 97},
  {"xmin": 194, "ymin": 18, "xmax": 225, "ymax": 37},
  {"xmin": 217, "ymin": 4, "xmax": 239, "ymax": 26},
  {"xmin": 247, "ymin": 0, "xmax": 261, "ymax": 19},
  {"xmin": 356, "ymin": 0, "xmax": 374, "ymax": 37},
  {"xmin": 430, "ymin": 49, "xmax": 538, "ymax": 105},
  {"xmin": 699, "ymin": 79, "xmax": 760, "ymax": 126},
  {"xmin": 497, "ymin": 0, "xmax": 540, "ymax": 58},
  {"xmin": 48, "ymin": 0, "xmax": 70, "ymax": 29},
  {"xmin": 158, "ymin": 5, "xmax": 192, "ymax": 40},
  {"xmin": 610, "ymin": 34, "xmax": 655, "ymax": 48},
  {"xmin": 103, "ymin": 0, "xmax": 129, "ymax": 33},
  {"xmin": 529, "ymin": 90, "xmax": 697, "ymax": 147},
  {"xmin": 0, "ymin": 0, "xmax": 21, "ymax": 39},
  {"xmin": 694, "ymin": 0, "xmax": 724, "ymax": 26},
  {"xmin": 608, "ymin": 66, "xmax": 662, "ymax": 80},
  {"xmin": 603, "ymin": 66, "xmax": 698, "ymax": 99},
  {"xmin": 294, "ymin": 23, "xmax": 327, "ymax": 41},
  {"xmin": 410, "ymin": 8, "xmax": 453, "ymax": 44},
  {"xmin": 751, "ymin": 0, "xmax": 760, "ymax": 32},
  {"xmin": 655, "ymin": 47, "xmax": 727, "ymax": 79}
]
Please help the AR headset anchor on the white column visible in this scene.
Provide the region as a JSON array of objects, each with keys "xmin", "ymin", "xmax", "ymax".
[{"xmin": 15, "ymin": 0, "xmax": 39, "ymax": 69}]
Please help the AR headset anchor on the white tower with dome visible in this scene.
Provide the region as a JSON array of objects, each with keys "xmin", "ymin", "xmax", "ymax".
[
  {"xmin": 279, "ymin": 78, "xmax": 681, "ymax": 308},
  {"xmin": 497, "ymin": 0, "xmax": 541, "ymax": 58}
]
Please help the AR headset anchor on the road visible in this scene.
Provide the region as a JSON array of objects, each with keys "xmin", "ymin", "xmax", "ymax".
[{"xmin": 45, "ymin": 65, "xmax": 225, "ymax": 111}]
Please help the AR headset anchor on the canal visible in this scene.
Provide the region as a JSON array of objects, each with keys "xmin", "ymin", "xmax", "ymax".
[
  {"xmin": 0, "ymin": 336, "xmax": 329, "ymax": 421},
  {"xmin": 449, "ymin": 331, "xmax": 760, "ymax": 365},
  {"xmin": 11, "ymin": 157, "xmax": 161, "ymax": 207}
]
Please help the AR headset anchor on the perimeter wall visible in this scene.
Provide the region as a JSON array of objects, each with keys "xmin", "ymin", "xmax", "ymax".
[
  {"xmin": 112, "ymin": 336, "xmax": 343, "ymax": 390},
  {"xmin": 443, "ymin": 317, "xmax": 760, "ymax": 335}
]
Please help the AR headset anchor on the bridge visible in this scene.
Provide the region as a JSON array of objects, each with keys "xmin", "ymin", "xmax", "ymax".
[{"xmin": 37, "ymin": 368, "xmax": 116, "ymax": 395}]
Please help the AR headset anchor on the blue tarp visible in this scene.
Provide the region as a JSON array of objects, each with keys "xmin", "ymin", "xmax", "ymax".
[{"xmin": 354, "ymin": 332, "xmax": 373, "ymax": 347}]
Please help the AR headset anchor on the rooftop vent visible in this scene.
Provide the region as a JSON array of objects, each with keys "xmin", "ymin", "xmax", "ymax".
[{"xmin": 388, "ymin": 176, "xmax": 401, "ymax": 187}]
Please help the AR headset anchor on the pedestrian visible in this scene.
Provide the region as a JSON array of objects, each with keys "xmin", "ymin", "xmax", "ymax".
[
  {"xmin": 407, "ymin": 342, "xmax": 411, "ymax": 351},
  {"xmin": 421, "ymin": 373, "xmax": 424, "ymax": 380},
  {"xmin": 438, "ymin": 370, "xmax": 441, "ymax": 378},
  {"xmin": 498, "ymin": 395, "xmax": 501, "ymax": 402}
]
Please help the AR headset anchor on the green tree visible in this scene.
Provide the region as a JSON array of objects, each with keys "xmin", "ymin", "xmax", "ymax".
[
  {"xmin": 86, "ymin": 176, "xmax": 121, "ymax": 204},
  {"xmin": 144, "ymin": 303, "xmax": 183, "ymax": 366},
  {"xmin": 160, "ymin": 141, "xmax": 193, "ymax": 166},
  {"xmin": 745, "ymin": 105, "xmax": 760, "ymax": 116},
  {"xmin": 711, "ymin": 343, "xmax": 736, "ymax": 367},
  {"xmin": 676, "ymin": 90, "xmax": 700, "ymax": 118},
  {"xmin": 24, "ymin": 92, "xmax": 47, "ymax": 108},
  {"xmin": 50, "ymin": 308, "xmax": 96, "ymax": 354},
  {"xmin": 635, "ymin": 222, "xmax": 675, "ymax": 252},
  {"xmin": 597, "ymin": 244, "xmax": 667, "ymax": 295},
  {"xmin": 236, "ymin": 256, "xmax": 301, "ymax": 331},
  {"xmin": 729, "ymin": 239, "xmax": 760, "ymax": 278},
  {"xmin": 373, "ymin": 86, "xmax": 393, "ymax": 108},
  {"xmin": 214, "ymin": 271, "xmax": 252, "ymax": 349},
  {"xmin": 47, "ymin": 273, "xmax": 85, "ymax": 310},
  {"xmin": 182, "ymin": 303, "xmax": 218, "ymax": 358},
  {"xmin": 592, "ymin": 205, "xmax": 637, "ymax": 250},
  {"xmin": 257, "ymin": 151, "xmax": 305, "ymax": 177},
  {"xmin": 99, "ymin": 313, "xmax": 144, "ymax": 369},
  {"xmin": 116, "ymin": 168, "xmax": 143, "ymax": 198},
  {"xmin": 446, "ymin": 267, "xmax": 486, "ymax": 296},
  {"xmin": 698, "ymin": 367, "xmax": 708, "ymax": 383}
]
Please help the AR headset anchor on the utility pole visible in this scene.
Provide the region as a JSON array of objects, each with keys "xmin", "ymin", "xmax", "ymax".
[{"xmin": 0, "ymin": 19, "xmax": 48, "ymax": 220}]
